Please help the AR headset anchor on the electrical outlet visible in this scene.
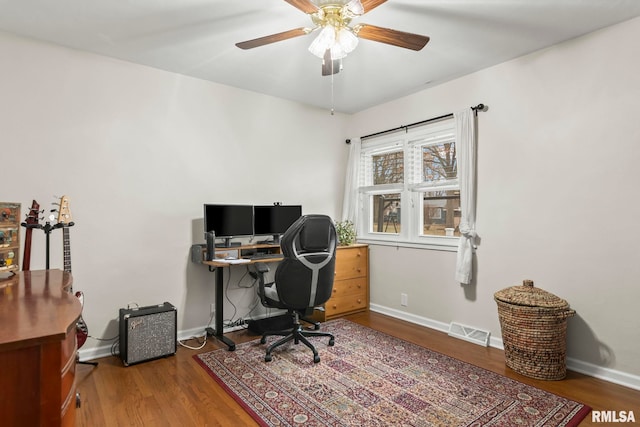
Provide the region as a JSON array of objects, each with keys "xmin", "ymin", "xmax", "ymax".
[{"xmin": 401, "ymin": 293, "xmax": 408, "ymax": 307}]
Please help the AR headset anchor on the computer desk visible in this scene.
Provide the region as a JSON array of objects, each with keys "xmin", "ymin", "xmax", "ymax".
[{"xmin": 201, "ymin": 244, "xmax": 282, "ymax": 351}]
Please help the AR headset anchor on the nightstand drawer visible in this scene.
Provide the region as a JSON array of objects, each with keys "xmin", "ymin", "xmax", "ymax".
[
  {"xmin": 60, "ymin": 357, "xmax": 76, "ymax": 411},
  {"xmin": 324, "ymin": 293, "xmax": 367, "ymax": 317},
  {"xmin": 335, "ymin": 246, "xmax": 367, "ymax": 280},
  {"xmin": 61, "ymin": 324, "xmax": 77, "ymax": 369},
  {"xmin": 331, "ymin": 277, "xmax": 367, "ymax": 298}
]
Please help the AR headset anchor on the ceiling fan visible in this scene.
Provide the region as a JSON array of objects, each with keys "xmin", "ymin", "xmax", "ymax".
[{"xmin": 236, "ymin": 0, "xmax": 430, "ymax": 76}]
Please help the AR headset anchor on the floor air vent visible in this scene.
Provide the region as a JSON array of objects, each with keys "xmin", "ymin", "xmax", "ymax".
[{"xmin": 448, "ymin": 322, "xmax": 490, "ymax": 347}]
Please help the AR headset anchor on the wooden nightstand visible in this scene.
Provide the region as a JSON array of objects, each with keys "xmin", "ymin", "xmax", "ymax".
[{"xmin": 313, "ymin": 244, "xmax": 369, "ymax": 321}]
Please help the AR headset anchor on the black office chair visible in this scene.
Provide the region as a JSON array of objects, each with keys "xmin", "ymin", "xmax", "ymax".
[{"xmin": 254, "ymin": 214, "xmax": 337, "ymax": 363}]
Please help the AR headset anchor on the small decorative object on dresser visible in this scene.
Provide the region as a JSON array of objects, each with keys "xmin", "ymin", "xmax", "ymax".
[
  {"xmin": 0, "ymin": 202, "xmax": 21, "ymax": 275},
  {"xmin": 335, "ymin": 220, "xmax": 356, "ymax": 246},
  {"xmin": 312, "ymin": 244, "xmax": 369, "ymax": 322}
]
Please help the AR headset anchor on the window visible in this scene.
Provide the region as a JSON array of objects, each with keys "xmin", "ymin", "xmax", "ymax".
[{"xmin": 358, "ymin": 119, "xmax": 460, "ymax": 249}]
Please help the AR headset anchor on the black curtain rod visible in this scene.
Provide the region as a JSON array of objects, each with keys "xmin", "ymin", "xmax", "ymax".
[{"xmin": 359, "ymin": 103, "xmax": 487, "ymax": 141}]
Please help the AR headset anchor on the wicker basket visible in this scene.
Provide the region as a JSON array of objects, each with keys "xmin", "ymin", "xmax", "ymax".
[{"xmin": 494, "ymin": 280, "xmax": 575, "ymax": 380}]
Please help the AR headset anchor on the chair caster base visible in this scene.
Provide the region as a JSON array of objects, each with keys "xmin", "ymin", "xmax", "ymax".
[{"xmin": 260, "ymin": 312, "xmax": 335, "ymax": 364}]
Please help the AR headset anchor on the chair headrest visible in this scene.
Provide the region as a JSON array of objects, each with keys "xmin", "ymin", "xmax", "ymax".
[
  {"xmin": 299, "ymin": 217, "xmax": 331, "ymax": 251},
  {"xmin": 281, "ymin": 214, "xmax": 336, "ymax": 257}
]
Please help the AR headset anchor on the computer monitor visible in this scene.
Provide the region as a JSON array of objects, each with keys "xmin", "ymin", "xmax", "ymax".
[
  {"xmin": 204, "ymin": 204, "xmax": 254, "ymax": 247},
  {"xmin": 254, "ymin": 205, "xmax": 302, "ymax": 244}
]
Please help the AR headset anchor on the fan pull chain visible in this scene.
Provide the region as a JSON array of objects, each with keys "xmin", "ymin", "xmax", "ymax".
[{"xmin": 330, "ymin": 66, "xmax": 335, "ymax": 115}]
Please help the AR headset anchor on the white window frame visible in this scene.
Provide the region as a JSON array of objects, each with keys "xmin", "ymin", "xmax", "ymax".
[{"xmin": 357, "ymin": 118, "xmax": 460, "ymax": 251}]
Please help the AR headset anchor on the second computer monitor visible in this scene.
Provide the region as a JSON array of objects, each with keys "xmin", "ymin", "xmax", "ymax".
[{"xmin": 254, "ymin": 205, "xmax": 302, "ymax": 244}]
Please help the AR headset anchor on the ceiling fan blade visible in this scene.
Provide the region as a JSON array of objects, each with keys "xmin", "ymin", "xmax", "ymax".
[
  {"xmin": 322, "ymin": 49, "xmax": 341, "ymax": 76},
  {"xmin": 360, "ymin": 0, "xmax": 388, "ymax": 13},
  {"xmin": 284, "ymin": 0, "xmax": 319, "ymax": 14},
  {"xmin": 236, "ymin": 27, "xmax": 310, "ymax": 50},
  {"xmin": 355, "ymin": 24, "xmax": 429, "ymax": 51}
]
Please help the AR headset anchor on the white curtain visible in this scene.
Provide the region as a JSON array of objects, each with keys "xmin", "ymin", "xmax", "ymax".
[
  {"xmin": 341, "ymin": 139, "xmax": 361, "ymax": 224},
  {"xmin": 454, "ymin": 109, "xmax": 477, "ymax": 285}
]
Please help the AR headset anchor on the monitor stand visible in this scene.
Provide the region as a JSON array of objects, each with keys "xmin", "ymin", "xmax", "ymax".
[
  {"xmin": 215, "ymin": 237, "xmax": 241, "ymax": 248},
  {"xmin": 256, "ymin": 235, "xmax": 281, "ymax": 245}
]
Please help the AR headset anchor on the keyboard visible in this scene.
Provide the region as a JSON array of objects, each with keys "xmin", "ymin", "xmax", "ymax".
[{"xmin": 248, "ymin": 253, "xmax": 283, "ymax": 260}]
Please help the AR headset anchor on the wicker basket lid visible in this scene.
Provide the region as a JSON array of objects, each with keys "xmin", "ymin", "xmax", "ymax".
[{"xmin": 494, "ymin": 279, "xmax": 570, "ymax": 309}]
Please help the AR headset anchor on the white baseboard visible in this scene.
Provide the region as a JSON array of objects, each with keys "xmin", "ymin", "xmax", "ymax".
[
  {"xmin": 78, "ymin": 345, "xmax": 114, "ymax": 362},
  {"xmin": 371, "ymin": 303, "xmax": 451, "ymax": 334},
  {"xmin": 370, "ymin": 303, "xmax": 640, "ymax": 391},
  {"xmin": 566, "ymin": 357, "xmax": 640, "ymax": 391}
]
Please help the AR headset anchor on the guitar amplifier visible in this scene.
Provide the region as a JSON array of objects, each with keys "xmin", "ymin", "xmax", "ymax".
[{"xmin": 119, "ymin": 302, "xmax": 177, "ymax": 366}]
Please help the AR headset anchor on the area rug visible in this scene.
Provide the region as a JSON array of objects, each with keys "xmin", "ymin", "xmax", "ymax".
[{"xmin": 194, "ymin": 319, "xmax": 590, "ymax": 426}]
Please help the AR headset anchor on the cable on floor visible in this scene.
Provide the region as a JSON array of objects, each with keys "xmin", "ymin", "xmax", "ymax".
[{"xmin": 178, "ymin": 333, "xmax": 208, "ymax": 350}]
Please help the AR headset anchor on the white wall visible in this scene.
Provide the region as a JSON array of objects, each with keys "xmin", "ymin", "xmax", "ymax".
[
  {"xmin": 1, "ymin": 31, "xmax": 349, "ymax": 353},
  {"xmin": 347, "ymin": 16, "xmax": 640, "ymax": 381}
]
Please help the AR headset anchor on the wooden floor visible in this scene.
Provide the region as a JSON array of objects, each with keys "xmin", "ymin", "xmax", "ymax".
[{"xmin": 75, "ymin": 311, "xmax": 639, "ymax": 426}]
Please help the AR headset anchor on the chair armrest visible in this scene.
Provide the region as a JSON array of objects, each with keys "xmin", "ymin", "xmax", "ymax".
[
  {"xmin": 254, "ymin": 262, "xmax": 274, "ymax": 286},
  {"xmin": 254, "ymin": 263, "xmax": 275, "ymax": 305},
  {"xmin": 255, "ymin": 262, "xmax": 270, "ymax": 273}
]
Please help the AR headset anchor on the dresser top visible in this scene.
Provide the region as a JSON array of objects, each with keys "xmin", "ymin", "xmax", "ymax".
[{"xmin": 0, "ymin": 270, "xmax": 81, "ymax": 349}]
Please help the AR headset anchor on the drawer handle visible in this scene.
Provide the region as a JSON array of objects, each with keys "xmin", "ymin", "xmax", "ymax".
[
  {"xmin": 332, "ymin": 305, "xmax": 337, "ymax": 309},
  {"xmin": 332, "ymin": 289, "xmax": 337, "ymax": 293},
  {"xmin": 357, "ymin": 299, "xmax": 362, "ymax": 303}
]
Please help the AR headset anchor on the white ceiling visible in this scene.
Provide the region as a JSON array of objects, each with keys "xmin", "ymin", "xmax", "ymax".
[{"xmin": 2, "ymin": 0, "xmax": 640, "ymax": 113}]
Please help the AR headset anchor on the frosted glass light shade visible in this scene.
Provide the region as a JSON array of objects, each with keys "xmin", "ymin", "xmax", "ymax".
[
  {"xmin": 330, "ymin": 43, "xmax": 347, "ymax": 60},
  {"xmin": 309, "ymin": 26, "xmax": 336, "ymax": 58},
  {"xmin": 337, "ymin": 27, "xmax": 358, "ymax": 54}
]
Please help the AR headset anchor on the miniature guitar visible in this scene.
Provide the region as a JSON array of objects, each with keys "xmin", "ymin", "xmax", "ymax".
[
  {"xmin": 21, "ymin": 200, "xmax": 41, "ymax": 271},
  {"xmin": 56, "ymin": 195, "xmax": 89, "ymax": 348}
]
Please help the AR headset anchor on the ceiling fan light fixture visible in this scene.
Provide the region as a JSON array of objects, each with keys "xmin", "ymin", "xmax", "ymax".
[
  {"xmin": 309, "ymin": 24, "xmax": 358, "ymax": 60},
  {"xmin": 309, "ymin": 25, "xmax": 336, "ymax": 58}
]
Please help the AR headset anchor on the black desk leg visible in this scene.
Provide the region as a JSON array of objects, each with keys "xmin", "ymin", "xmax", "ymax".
[{"xmin": 206, "ymin": 267, "xmax": 236, "ymax": 351}]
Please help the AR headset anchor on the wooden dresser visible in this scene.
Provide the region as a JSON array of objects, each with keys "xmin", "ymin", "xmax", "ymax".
[
  {"xmin": 0, "ymin": 270, "xmax": 81, "ymax": 427},
  {"xmin": 313, "ymin": 244, "xmax": 369, "ymax": 321}
]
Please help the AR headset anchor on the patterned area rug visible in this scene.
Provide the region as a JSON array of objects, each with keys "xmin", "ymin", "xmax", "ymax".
[{"xmin": 195, "ymin": 319, "xmax": 590, "ymax": 426}]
